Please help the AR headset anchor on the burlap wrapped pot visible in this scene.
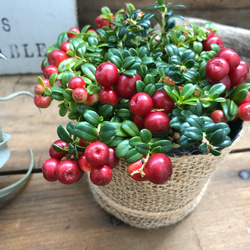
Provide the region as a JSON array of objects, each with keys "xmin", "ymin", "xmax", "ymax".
[{"xmin": 87, "ymin": 121, "xmax": 246, "ymax": 229}]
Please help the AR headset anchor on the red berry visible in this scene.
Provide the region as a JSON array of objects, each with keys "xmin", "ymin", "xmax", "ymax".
[
  {"xmin": 115, "ymin": 73, "xmax": 142, "ymax": 99},
  {"xmin": 83, "ymin": 93, "xmax": 99, "ymax": 106},
  {"xmin": 152, "ymin": 90, "xmax": 175, "ymax": 113},
  {"xmin": 90, "ymin": 165, "xmax": 113, "ymax": 186},
  {"xmin": 98, "ymin": 88, "xmax": 119, "ymax": 106},
  {"xmin": 144, "ymin": 111, "xmax": 170, "ymax": 134},
  {"xmin": 34, "ymin": 79, "xmax": 51, "ymax": 95},
  {"xmin": 106, "ymin": 148, "xmax": 119, "ymax": 169},
  {"xmin": 129, "ymin": 92, "xmax": 153, "ymax": 116},
  {"xmin": 48, "ymin": 50, "xmax": 68, "ymax": 67},
  {"xmin": 238, "ymin": 103, "xmax": 250, "ymax": 121},
  {"xmin": 95, "ymin": 16, "xmax": 110, "ymax": 29},
  {"xmin": 210, "ymin": 110, "xmax": 228, "ymax": 123},
  {"xmin": 144, "ymin": 153, "xmax": 172, "ymax": 184},
  {"xmin": 95, "ymin": 62, "xmax": 119, "ymax": 88},
  {"xmin": 49, "ymin": 139, "xmax": 69, "ymax": 160},
  {"xmin": 132, "ymin": 114, "xmax": 145, "ymax": 130},
  {"xmin": 228, "ymin": 64, "xmax": 248, "ymax": 87},
  {"xmin": 216, "ymin": 48, "xmax": 240, "ymax": 70},
  {"xmin": 42, "ymin": 158, "xmax": 60, "ymax": 182},
  {"xmin": 67, "ymin": 27, "xmax": 80, "ymax": 39},
  {"xmin": 85, "ymin": 142, "xmax": 109, "ymax": 166},
  {"xmin": 56, "ymin": 160, "xmax": 81, "ymax": 184},
  {"xmin": 41, "ymin": 57, "xmax": 49, "ymax": 71},
  {"xmin": 34, "ymin": 94, "xmax": 51, "ymax": 108},
  {"xmin": 43, "ymin": 65, "xmax": 58, "ymax": 79},
  {"xmin": 128, "ymin": 157, "xmax": 148, "ymax": 181},
  {"xmin": 205, "ymin": 57, "xmax": 230, "ymax": 82},
  {"xmin": 203, "ymin": 35, "xmax": 224, "ymax": 51},
  {"xmin": 78, "ymin": 154, "xmax": 93, "ymax": 172},
  {"xmin": 60, "ymin": 42, "xmax": 71, "ymax": 53},
  {"xmin": 206, "ymin": 29, "xmax": 215, "ymax": 40},
  {"xmin": 239, "ymin": 59, "xmax": 249, "ymax": 73},
  {"xmin": 68, "ymin": 76, "xmax": 86, "ymax": 90},
  {"xmin": 72, "ymin": 87, "xmax": 88, "ymax": 103}
]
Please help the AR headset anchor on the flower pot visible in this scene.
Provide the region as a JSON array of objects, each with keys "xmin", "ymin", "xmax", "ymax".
[{"xmin": 87, "ymin": 121, "xmax": 245, "ymax": 229}]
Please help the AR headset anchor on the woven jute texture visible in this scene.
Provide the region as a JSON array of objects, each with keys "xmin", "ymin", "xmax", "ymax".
[{"xmin": 87, "ymin": 122, "xmax": 248, "ymax": 229}]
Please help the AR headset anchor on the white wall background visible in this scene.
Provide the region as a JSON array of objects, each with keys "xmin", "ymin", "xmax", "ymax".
[{"xmin": 0, "ymin": 0, "xmax": 78, "ymax": 74}]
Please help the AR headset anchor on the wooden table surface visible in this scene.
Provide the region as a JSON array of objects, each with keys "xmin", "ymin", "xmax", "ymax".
[{"xmin": 1, "ymin": 75, "xmax": 250, "ymax": 250}]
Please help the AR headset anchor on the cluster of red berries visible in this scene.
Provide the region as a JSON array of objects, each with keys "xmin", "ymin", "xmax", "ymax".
[
  {"xmin": 42, "ymin": 138, "xmax": 172, "ymax": 185},
  {"xmin": 203, "ymin": 29, "xmax": 250, "ymax": 122}
]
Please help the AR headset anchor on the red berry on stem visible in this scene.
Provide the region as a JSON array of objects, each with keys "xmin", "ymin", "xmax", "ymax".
[
  {"xmin": 78, "ymin": 154, "xmax": 93, "ymax": 172},
  {"xmin": 98, "ymin": 88, "xmax": 119, "ymax": 106},
  {"xmin": 43, "ymin": 65, "xmax": 58, "ymax": 79},
  {"xmin": 128, "ymin": 157, "xmax": 148, "ymax": 181},
  {"xmin": 239, "ymin": 59, "xmax": 249, "ymax": 73},
  {"xmin": 144, "ymin": 153, "xmax": 172, "ymax": 184},
  {"xmin": 106, "ymin": 148, "xmax": 119, "ymax": 169},
  {"xmin": 129, "ymin": 92, "xmax": 153, "ymax": 116},
  {"xmin": 68, "ymin": 76, "xmax": 86, "ymax": 90},
  {"xmin": 83, "ymin": 93, "xmax": 99, "ymax": 106},
  {"xmin": 238, "ymin": 103, "xmax": 250, "ymax": 121},
  {"xmin": 210, "ymin": 110, "xmax": 228, "ymax": 123},
  {"xmin": 34, "ymin": 94, "xmax": 52, "ymax": 108},
  {"xmin": 95, "ymin": 62, "xmax": 119, "ymax": 88},
  {"xmin": 228, "ymin": 64, "xmax": 248, "ymax": 87},
  {"xmin": 84, "ymin": 142, "xmax": 109, "ymax": 166},
  {"xmin": 72, "ymin": 87, "xmax": 88, "ymax": 103},
  {"xmin": 205, "ymin": 29, "xmax": 215, "ymax": 40},
  {"xmin": 56, "ymin": 160, "xmax": 81, "ymax": 184},
  {"xmin": 48, "ymin": 50, "xmax": 68, "ymax": 67},
  {"xmin": 152, "ymin": 90, "xmax": 175, "ymax": 113},
  {"xmin": 49, "ymin": 139, "xmax": 69, "ymax": 160},
  {"xmin": 95, "ymin": 16, "xmax": 110, "ymax": 28},
  {"xmin": 60, "ymin": 42, "xmax": 71, "ymax": 53},
  {"xmin": 203, "ymin": 35, "xmax": 224, "ymax": 51},
  {"xmin": 115, "ymin": 73, "xmax": 142, "ymax": 99},
  {"xmin": 42, "ymin": 158, "xmax": 60, "ymax": 182},
  {"xmin": 144, "ymin": 111, "xmax": 170, "ymax": 134},
  {"xmin": 67, "ymin": 27, "xmax": 80, "ymax": 39},
  {"xmin": 216, "ymin": 48, "xmax": 240, "ymax": 70},
  {"xmin": 205, "ymin": 57, "xmax": 230, "ymax": 82},
  {"xmin": 208, "ymin": 75, "xmax": 231, "ymax": 93},
  {"xmin": 132, "ymin": 114, "xmax": 145, "ymax": 130},
  {"xmin": 90, "ymin": 165, "xmax": 113, "ymax": 186}
]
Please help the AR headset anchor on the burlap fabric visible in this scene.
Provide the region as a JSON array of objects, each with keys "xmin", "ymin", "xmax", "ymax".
[{"xmin": 87, "ymin": 122, "xmax": 248, "ymax": 229}]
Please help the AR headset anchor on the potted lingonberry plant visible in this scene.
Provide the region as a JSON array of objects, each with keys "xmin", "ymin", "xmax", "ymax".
[{"xmin": 34, "ymin": 0, "xmax": 250, "ymax": 229}]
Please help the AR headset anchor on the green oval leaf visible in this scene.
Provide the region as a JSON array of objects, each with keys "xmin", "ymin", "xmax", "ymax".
[
  {"xmin": 84, "ymin": 110, "xmax": 101, "ymax": 126},
  {"xmin": 74, "ymin": 121, "xmax": 97, "ymax": 141},
  {"xmin": 100, "ymin": 123, "xmax": 117, "ymax": 139},
  {"xmin": 115, "ymin": 139, "xmax": 132, "ymax": 158},
  {"xmin": 180, "ymin": 83, "xmax": 195, "ymax": 100},
  {"xmin": 57, "ymin": 125, "xmax": 73, "ymax": 143},
  {"xmin": 121, "ymin": 120, "xmax": 139, "ymax": 137},
  {"xmin": 136, "ymin": 143, "xmax": 150, "ymax": 155},
  {"xmin": 125, "ymin": 148, "xmax": 143, "ymax": 164},
  {"xmin": 140, "ymin": 129, "xmax": 152, "ymax": 143}
]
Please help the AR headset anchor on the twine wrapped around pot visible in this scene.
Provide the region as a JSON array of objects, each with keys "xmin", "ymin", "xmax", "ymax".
[{"xmin": 88, "ymin": 122, "xmax": 247, "ymax": 229}]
